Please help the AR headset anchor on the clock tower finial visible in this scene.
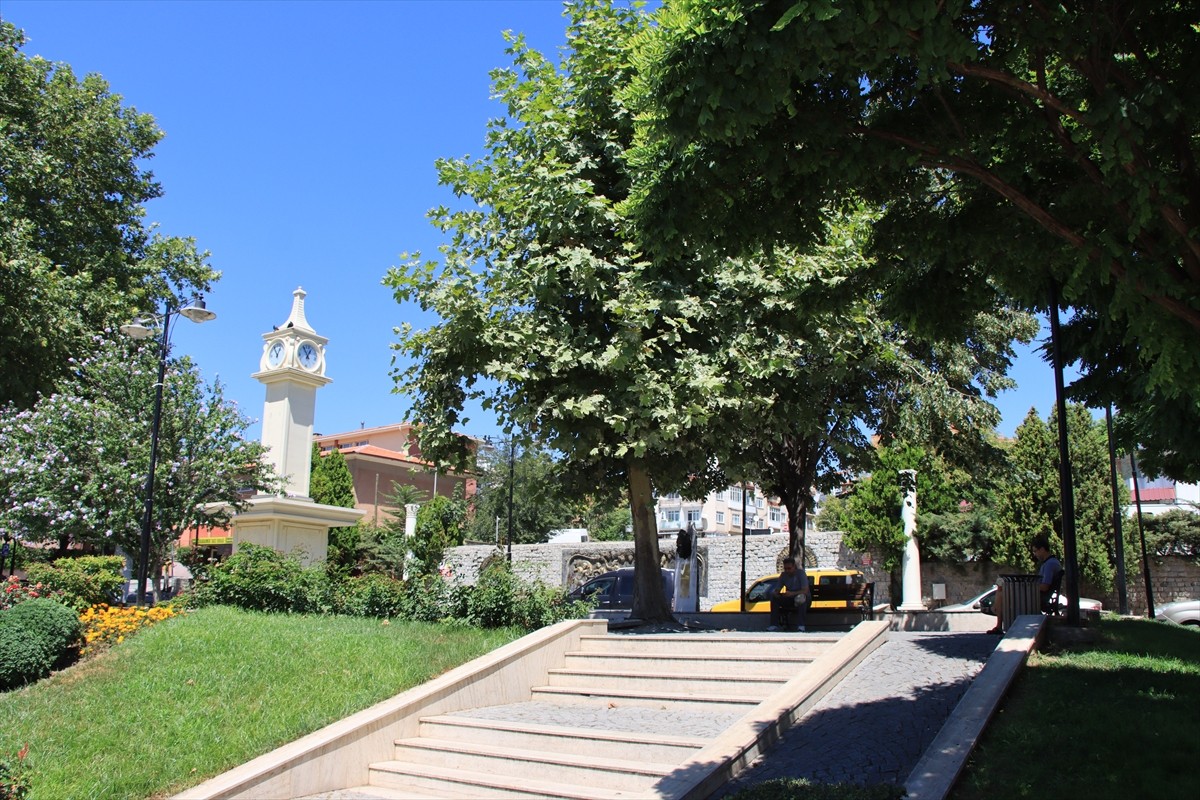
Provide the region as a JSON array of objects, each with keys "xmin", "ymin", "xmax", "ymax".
[{"xmin": 281, "ymin": 286, "xmax": 316, "ymax": 333}]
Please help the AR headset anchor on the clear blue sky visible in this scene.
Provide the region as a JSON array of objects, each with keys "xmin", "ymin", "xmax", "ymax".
[{"xmin": 4, "ymin": 0, "xmax": 1070, "ymax": 444}]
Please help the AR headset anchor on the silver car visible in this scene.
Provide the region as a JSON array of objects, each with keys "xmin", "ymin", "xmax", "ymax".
[
  {"xmin": 941, "ymin": 586, "xmax": 1102, "ymax": 615},
  {"xmin": 1156, "ymin": 599, "xmax": 1200, "ymax": 627}
]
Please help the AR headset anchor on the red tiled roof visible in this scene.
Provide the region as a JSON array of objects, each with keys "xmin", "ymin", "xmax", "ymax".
[
  {"xmin": 336, "ymin": 444, "xmax": 429, "ymax": 464},
  {"xmin": 1133, "ymin": 487, "xmax": 1177, "ymax": 502}
]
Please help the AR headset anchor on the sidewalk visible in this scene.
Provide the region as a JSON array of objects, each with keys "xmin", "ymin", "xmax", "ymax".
[{"xmin": 713, "ymin": 630, "xmax": 997, "ymax": 794}]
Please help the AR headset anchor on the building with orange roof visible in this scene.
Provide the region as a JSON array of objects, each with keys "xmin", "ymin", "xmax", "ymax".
[{"xmin": 313, "ymin": 422, "xmax": 478, "ymax": 526}]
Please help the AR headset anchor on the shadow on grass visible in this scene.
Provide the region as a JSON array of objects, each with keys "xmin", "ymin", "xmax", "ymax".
[{"xmin": 951, "ymin": 618, "xmax": 1200, "ymax": 800}]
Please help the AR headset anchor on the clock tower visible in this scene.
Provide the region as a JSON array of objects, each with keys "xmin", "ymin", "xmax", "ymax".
[
  {"xmin": 220, "ymin": 287, "xmax": 362, "ymax": 565},
  {"xmin": 252, "ymin": 287, "xmax": 330, "ymax": 498}
]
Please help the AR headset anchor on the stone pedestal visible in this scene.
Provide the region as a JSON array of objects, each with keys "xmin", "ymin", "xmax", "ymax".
[{"xmin": 225, "ymin": 496, "xmax": 362, "ymax": 566}]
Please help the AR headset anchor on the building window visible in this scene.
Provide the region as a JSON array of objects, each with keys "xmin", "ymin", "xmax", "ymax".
[
  {"xmin": 715, "ymin": 491, "xmax": 725, "ymax": 501},
  {"xmin": 665, "ymin": 509, "xmax": 680, "ymax": 524},
  {"xmin": 730, "ymin": 487, "xmax": 743, "ymax": 502},
  {"xmin": 686, "ymin": 509, "xmax": 701, "ymax": 525},
  {"xmin": 732, "ymin": 512, "xmax": 741, "ymax": 526},
  {"xmin": 716, "ymin": 511, "xmax": 725, "ymax": 524},
  {"xmin": 770, "ymin": 507, "xmax": 783, "ymax": 523}
]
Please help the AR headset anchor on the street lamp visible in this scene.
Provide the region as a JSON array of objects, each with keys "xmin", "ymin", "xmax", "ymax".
[
  {"xmin": 480, "ymin": 433, "xmax": 517, "ymax": 563},
  {"xmin": 120, "ymin": 296, "xmax": 216, "ymax": 606}
]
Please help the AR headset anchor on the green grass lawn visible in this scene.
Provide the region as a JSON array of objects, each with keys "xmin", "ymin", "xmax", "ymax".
[
  {"xmin": 0, "ymin": 606, "xmax": 522, "ymax": 800},
  {"xmin": 951, "ymin": 617, "xmax": 1200, "ymax": 800}
]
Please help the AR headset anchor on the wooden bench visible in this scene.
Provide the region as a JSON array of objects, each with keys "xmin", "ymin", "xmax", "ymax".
[{"xmin": 809, "ymin": 581, "xmax": 875, "ymax": 620}]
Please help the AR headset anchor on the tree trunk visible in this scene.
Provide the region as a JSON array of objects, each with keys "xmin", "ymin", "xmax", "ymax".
[
  {"xmin": 627, "ymin": 460, "xmax": 672, "ymax": 623},
  {"xmin": 781, "ymin": 492, "xmax": 811, "ymax": 565}
]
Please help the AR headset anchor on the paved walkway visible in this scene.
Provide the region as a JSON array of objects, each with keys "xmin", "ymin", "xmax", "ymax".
[
  {"xmin": 449, "ymin": 629, "xmax": 996, "ymax": 792},
  {"xmin": 714, "ymin": 631, "xmax": 996, "ymax": 794}
]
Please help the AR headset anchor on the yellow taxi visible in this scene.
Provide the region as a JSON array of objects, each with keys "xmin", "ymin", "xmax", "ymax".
[{"xmin": 710, "ymin": 569, "xmax": 867, "ymax": 612}]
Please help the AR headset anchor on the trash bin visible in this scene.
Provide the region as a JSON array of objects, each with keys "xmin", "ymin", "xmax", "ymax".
[{"xmin": 1000, "ymin": 573, "xmax": 1040, "ymax": 631}]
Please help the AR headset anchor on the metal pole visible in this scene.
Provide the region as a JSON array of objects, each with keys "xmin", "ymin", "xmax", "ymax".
[
  {"xmin": 740, "ymin": 484, "xmax": 747, "ymax": 613},
  {"xmin": 1105, "ymin": 406, "xmax": 1129, "ymax": 615},
  {"xmin": 136, "ymin": 302, "xmax": 172, "ymax": 607},
  {"xmin": 1129, "ymin": 451, "xmax": 1155, "ymax": 618},
  {"xmin": 1048, "ymin": 285, "xmax": 1081, "ymax": 626},
  {"xmin": 506, "ymin": 435, "xmax": 515, "ymax": 563}
]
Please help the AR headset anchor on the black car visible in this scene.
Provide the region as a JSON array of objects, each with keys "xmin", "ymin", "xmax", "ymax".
[{"xmin": 567, "ymin": 567, "xmax": 675, "ymax": 610}]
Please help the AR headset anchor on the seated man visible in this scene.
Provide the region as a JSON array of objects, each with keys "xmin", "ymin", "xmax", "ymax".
[
  {"xmin": 988, "ymin": 534, "xmax": 1062, "ymax": 634},
  {"xmin": 768, "ymin": 557, "xmax": 810, "ymax": 632},
  {"xmin": 1032, "ymin": 535, "xmax": 1063, "ymax": 613}
]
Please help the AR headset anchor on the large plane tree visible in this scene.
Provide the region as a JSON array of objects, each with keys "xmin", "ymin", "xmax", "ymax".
[
  {"xmin": 388, "ymin": 1, "xmax": 739, "ymax": 622},
  {"xmin": 631, "ymin": 0, "xmax": 1200, "ymax": 480}
]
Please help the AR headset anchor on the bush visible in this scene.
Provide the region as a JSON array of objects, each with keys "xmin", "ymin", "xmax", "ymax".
[
  {"xmin": 461, "ymin": 562, "xmax": 587, "ymax": 631},
  {"xmin": 0, "ymin": 626, "xmax": 50, "ymax": 692},
  {"xmin": 0, "ymin": 599, "xmax": 81, "ymax": 690},
  {"xmin": 190, "ymin": 545, "xmax": 333, "ymax": 614},
  {"xmin": 4, "ymin": 599, "xmax": 81, "ymax": 657},
  {"xmin": 183, "ymin": 544, "xmax": 587, "ymax": 632},
  {"xmin": 397, "ymin": 574, "xmax": 458, "ymax": 623},
  {"xmin": 0, "ymin": 577, "xmax": 67, "ymax": 612},
  {"xmin": 336, "ymin": 574, "xmax": 407, "ymax": 618},
  {"xmin": 23, "ymin": 556, "xmax": 125, "ymax": 612},
  {"xmin": 0, "ymin": 744, "xmax": 30, "ymax": 799}
]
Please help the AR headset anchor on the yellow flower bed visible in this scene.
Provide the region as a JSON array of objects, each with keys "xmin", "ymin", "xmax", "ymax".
[{"xmin": 79, "ymin": 603, "xmax": 178, "ymax": 655}]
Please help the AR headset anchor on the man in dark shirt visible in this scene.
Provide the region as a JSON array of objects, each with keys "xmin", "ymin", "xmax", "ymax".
[{"xmin": 768, "ymin": 557, "xmax": 810, "ymax": 632}]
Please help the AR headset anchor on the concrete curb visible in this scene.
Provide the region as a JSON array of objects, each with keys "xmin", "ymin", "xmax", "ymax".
[{"xmin": 903, "ymin": 614, "xmax": 1047, "ymax": 800}]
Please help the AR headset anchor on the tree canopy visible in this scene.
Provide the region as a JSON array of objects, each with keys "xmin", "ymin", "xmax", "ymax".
[
  {"xmin": 711, "ymin": 205, "xmax": 1035, "ymax": 561},
  {"xmin": 467, "ymin": 438, "xmax": 586, "ymax": 546},
  {"xmin": 0, "ymin": 23, "xmax": 216, "ymax": 408},
  {"xmin": 630, "ymin": 0, "xmax": 1200, "ymax": 477},
  {"xmin": 991, "ymin": 404, "xmax": 1124, "ymax": 589}
]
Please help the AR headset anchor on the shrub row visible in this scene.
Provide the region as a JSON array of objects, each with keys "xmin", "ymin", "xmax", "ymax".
[
  {"xmin": 0, "ymin": 599, "xmax": 82, "ymax": 691},
  {"xmin": 186, "ymin": 545, "xmax": 590, "ymax": 631}
]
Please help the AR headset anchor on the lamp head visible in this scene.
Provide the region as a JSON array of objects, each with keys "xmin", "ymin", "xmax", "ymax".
[
  {"xmin": 180, "ymin": 296, "xmax": 217, "ymax": 324},
  {"xmin": 118, "ymin": 317, "xmax": 156, "ymax": 340}
]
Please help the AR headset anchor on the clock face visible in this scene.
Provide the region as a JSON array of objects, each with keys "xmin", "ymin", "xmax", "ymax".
[
  {"xmin": 297, "ymin": 342, "xmax": 319, "ymax": 370},
  {"xmin": 267, "ymin": 341, "xmax": 285, "ymax": 368}
]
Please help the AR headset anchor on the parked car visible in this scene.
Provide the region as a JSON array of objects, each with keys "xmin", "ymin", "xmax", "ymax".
[
  {"xmin": 942, "ymin": 586, "xmax": 1102, "ymax": 616},
  {"xmin": 709, "ymin": 569, "xmax": 866, "ymax": 612},
  {"xmin": 567, "ymin": 568, "xmax": 674, "ymax": 610},
  {"xmin": 1155, "ymin": 599, "xmax": 1200, "ymax": 627},
  {"xmin": 939, "ymin": 587, "xmax": 1000, "ymax": 613}
]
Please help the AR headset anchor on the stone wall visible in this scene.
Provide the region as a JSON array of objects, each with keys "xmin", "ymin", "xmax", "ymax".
[
  {"xmin": 446, "ymin": 530, "xmax": 864, "ymax": 610},
  {"xmin": 1119, "ymin": 555, "xmax": 1200, "ymax": 615},
  {"xmin": 444, "ymin": 532, "xmax": 1199, "ymax": 613}
]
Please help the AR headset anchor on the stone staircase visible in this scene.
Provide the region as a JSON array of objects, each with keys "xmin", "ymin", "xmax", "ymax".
[
  {"xmin": 330, "ymin": 632, "xmax": 851, "ymax": 799},
  {"xmin": 177, "ymin": 619, "xmax": 888, "ymax": 800}
]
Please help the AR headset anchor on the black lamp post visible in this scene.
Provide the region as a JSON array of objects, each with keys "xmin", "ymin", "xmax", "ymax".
[
  {"xmin": 505, "ymin": 435, "xmax": 515, "ymax": 563},
  {"xmin": 481, "ymin": 433, "xmax": 516, "ymax": 562},
  {"xmin": 120, "ymin": 297, "xmax": 216, "ymax": 606}
]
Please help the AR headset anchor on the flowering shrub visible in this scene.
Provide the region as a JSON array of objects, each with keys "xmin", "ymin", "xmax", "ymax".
[
  {"xmin": 0, "ymin": 744, "xmax": 30, "ymax": 800},
  {"xmin": 78, "ymin": 603, "xmax": 178, "ymax": 655},
  {"xmin": 0, "ymin": 577, "xmax": 67, "ymax": 612},
  {"xmin": 23, "ymin": 556, "xmax": 125, "ymax": 612}
]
